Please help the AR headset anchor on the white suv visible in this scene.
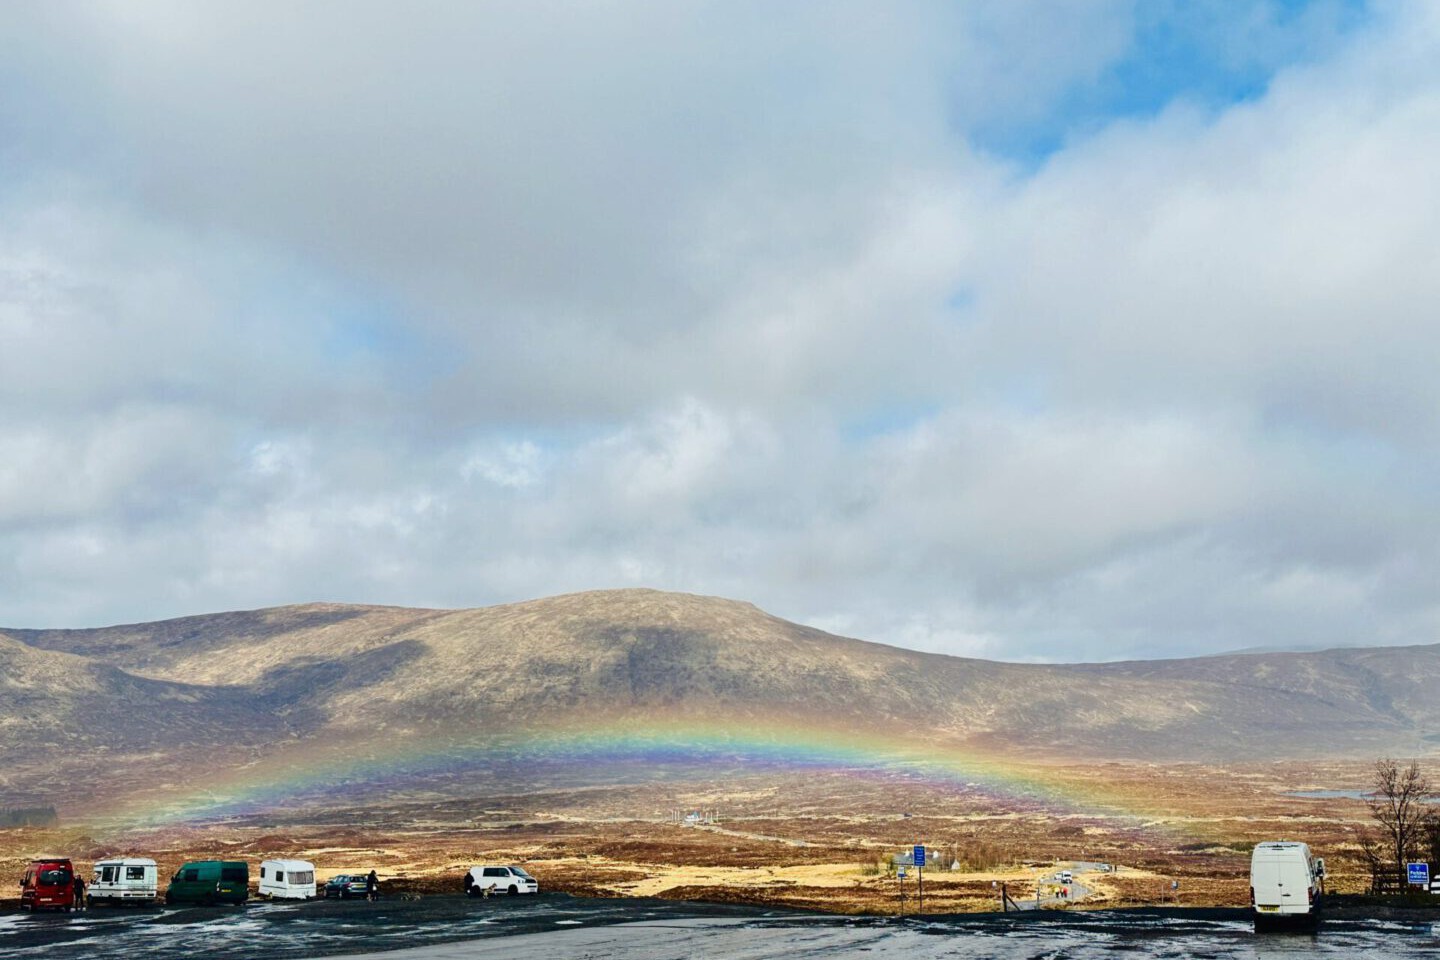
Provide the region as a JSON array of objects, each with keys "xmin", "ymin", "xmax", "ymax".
[{"xmin": 465, "ymin": 865, "xmax": 539, "ymax": 896}]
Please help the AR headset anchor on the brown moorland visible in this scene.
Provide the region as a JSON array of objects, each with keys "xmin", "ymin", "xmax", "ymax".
[{"xmin": 2, "ymin": 590, "xmax": 1436, "ymax": 913}]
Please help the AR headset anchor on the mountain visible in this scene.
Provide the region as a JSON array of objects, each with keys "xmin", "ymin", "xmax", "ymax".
[{"xmin": 3, "ymin": 589, "xmax": 1438, "ymax": 812}]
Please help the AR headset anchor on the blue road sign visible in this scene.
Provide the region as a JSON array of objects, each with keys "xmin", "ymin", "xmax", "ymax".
[
  {"xmin": 1408, "ymin": 862, "xmax": 1429, "ymax": 886},
  {"xmin": 913, "ymin": 845, "xmax": 925, "ymax": 868}
]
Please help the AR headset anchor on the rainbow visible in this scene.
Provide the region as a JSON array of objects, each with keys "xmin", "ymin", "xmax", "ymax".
[{"xmin": 91, "ymin": 713, "xmax": 1192, "ymax": 837}]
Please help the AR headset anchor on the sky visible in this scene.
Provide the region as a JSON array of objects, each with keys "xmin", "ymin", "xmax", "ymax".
[{"xmin": 2, "ymin": 0, "xmax": 1438, "ymax": 662}]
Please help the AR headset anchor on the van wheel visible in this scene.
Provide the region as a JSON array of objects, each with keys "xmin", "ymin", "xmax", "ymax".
[{"xmin": 508, "ymin": 885, "xmax": 518, "ymax": 895}]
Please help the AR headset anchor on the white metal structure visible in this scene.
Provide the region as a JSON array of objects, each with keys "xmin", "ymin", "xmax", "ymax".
[
  {"xmin": 465, "ymin": 865, "xmax": 538, "ymax": 896},
  {"xmin": 89, "ymin": 858, "xmax": 159, "ymax": 905},
  {"xmin": 258, "ymin": 859, "xmax": 317, "ymax": 900},
  {"xmin": 1251, "ymin": 842, "xmax": 1324, "ymax": 927}
]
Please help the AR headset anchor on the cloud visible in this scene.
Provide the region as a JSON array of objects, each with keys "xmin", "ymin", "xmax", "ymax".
[{"xmin": 2, "ymin": 1, "xmax": 1438, "ymax": 662}]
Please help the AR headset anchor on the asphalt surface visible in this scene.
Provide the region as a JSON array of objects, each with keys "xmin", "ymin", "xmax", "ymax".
[
  {"xmin": 1, "ymin": 894, "xmax": 1437, "ymax": 959},
  {"xmin": 1010, "ymin": 859, "xmax": 1100, "ymax": 910},
  {"xmin": 0, "ymin": 894, "xmax": 789, "ymax": 960},
  {"xmin": 329, "ymin": 913, "xmax": 1440, "ymax": 960}
]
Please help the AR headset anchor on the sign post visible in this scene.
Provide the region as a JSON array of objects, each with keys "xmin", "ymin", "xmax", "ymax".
[
  {"xmin": 897, "ymin": 866, "xmax": 907, "ymax": 916},
  {"xmin": 1408, "ymin": 863, "xmax": 1429, "ymax": 887},
  {"xmin": 914, "ymin": 845, "xmax": 925, "ymax": 914}
]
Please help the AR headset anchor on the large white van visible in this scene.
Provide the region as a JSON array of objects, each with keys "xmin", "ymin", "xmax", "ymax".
[
  {"xmin": 89, "ymin": 858, "xmax": 159, "ymax": 906},
  {"xmin": 258, "ymin": 859, "xmax": 317, "ymax": 900},
  {"xmin": 464, "ymin": 865, "xmax": 538, "ymax": 896},
  {"xmin": 1251, "ymin": 842, "xmax": 1324, "ymax": 928}
]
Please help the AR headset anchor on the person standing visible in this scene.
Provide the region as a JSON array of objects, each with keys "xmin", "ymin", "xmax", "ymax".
[
  {"xmin": 366, "ymin": 869, "xmax": 378, "ymax": 901},
  {"xmin": 72, "ymin": 873, "xmax": 86, "ymax": 911}
]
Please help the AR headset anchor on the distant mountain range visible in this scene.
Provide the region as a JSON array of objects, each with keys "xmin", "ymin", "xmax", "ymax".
[{"xmin": 2, "ymin": 589, "xmax": 1437, "ymax": 814}]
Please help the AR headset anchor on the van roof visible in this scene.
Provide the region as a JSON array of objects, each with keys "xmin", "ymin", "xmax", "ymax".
[
  {"xmin": 262, "ymin": 859, "xmax": 315, "ymax": 869},
  {"xmin": 94, "ymin": 858, "xmax": 156, "ymax": 866}
]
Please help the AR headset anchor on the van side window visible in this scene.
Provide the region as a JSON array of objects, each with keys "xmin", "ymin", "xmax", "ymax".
[
  {"xmin": 220, "ymin": 867, "xmax": 246, "ymax": 882},
  {"xmin": 101, "ymin": 866, "xmax": 118, "ymax": 883},
  {"xmin": 125, "ymin": 867, "xmax": 146, "ymax": 881},
  {"xmin": 275, "ymin": 871, "xmax": 285, "ymax": 883},
  {"xmin": 183, "ymin": 869, "xmax": 199, "ymax": 882},
  {"xmin": 260, "ymin": 867, "xmax": 267, "ymax": 878},
  {"xmin": 483, "ymin": 868, "xmax": 505, "ymax": 877}
]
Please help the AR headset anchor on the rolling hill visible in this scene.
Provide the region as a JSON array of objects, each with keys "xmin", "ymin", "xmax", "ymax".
[{"xmin": 2, "ymin": 589, "xmax": 1437, "ymax": 814}]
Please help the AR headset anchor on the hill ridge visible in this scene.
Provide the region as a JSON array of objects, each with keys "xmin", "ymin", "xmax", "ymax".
[{"xmin": 1, "ymin": 588, "xmax": 1438, "ymax": 811}]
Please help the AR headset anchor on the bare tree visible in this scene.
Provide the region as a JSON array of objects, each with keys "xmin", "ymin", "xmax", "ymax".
[
  {"xmin": 1424, "ymin": 806, "xmax": 1440, "ymax": 869},
  {"xmin": 1367, "ymin": 758, "xmax": 1433, "ymax": 883},
  {"xmin": 1358, "ymin": 831, "xmax": 1387, "ymax": 891}
]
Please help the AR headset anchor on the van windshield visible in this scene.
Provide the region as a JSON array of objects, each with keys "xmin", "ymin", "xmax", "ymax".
[{"xmin": 511, "ymin": 867, "xmax": 534, "ymax": 879}]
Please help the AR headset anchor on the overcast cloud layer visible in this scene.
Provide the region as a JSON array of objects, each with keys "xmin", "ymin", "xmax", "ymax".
[{"xmin": 2, "ymin": 0, "xmax": 1437, "ymax": 661}]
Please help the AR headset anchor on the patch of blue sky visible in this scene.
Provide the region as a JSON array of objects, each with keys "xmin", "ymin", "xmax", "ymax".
[
  {"xmin": 321, "ymin": 301, "xmax": 428, "ymax": 368},
  {"xmin": 967, "ymin": 0, "xmax": 1374, "ymax": 166},
  {"xmin": 945, "ymin": 288, "xmax": 977, "ymax": 314},
  {"xmin": 840, "ymin": 402, "xmax": 940, "ymax": 442},
  {"xmin": 966, "ymin": 369, "xmax": 1054, "ymax": 420},
  {"xmin": 305, "ymin": 287, "xmax": 463, "ymax": 384}
]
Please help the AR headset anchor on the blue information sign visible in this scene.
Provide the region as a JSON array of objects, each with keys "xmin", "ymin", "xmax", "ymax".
[
  {"xmin": 913, "ymin": 845, "xmax": 925, "ymax": 868},
  {"xmin": 1408, "ymin": 862, "xmax": 1429, "ymax": 886}
]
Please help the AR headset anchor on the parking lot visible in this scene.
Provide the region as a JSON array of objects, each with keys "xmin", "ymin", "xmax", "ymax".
[{"xmin": 3, "ymin": 894, "xmax": 1438, "ymax": 960}]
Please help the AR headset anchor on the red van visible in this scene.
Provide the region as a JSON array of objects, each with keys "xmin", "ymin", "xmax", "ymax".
[{"xmin": 20, "ymin": 858, "xmax": 75, "ymax": 911}]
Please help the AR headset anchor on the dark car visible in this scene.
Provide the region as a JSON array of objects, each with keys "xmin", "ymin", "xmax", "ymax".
[{"xmin": 323, "ymin": 875, "xmax": 371, "ymax": 899}]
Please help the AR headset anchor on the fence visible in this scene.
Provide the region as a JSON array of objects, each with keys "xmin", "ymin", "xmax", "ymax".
[{"xmin": 1369, "ymin": 873, "xmax": 1438, "ymax": 897}]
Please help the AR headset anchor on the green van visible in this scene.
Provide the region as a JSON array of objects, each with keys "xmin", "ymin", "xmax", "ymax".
[{"xmin": 164, "ymin": 860, "xmax": 249, "ymax": 905}]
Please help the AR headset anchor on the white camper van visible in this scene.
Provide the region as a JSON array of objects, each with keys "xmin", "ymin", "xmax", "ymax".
[
  {"xmin": 258, "ymin": 859, "xmax": 317, "ymax": 900},
  {"xmin": 89, "ymin": 858, "xmax": 159, "ymax": 905},
  {"xmin": 1251, "ymin": 842, "xmax": 1324, "ymax": 928}
]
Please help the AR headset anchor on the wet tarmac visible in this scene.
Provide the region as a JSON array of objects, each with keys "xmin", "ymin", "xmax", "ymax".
[{"xmin": 1, "ymin": 894, "xmax": 1437, "ymax": 959}]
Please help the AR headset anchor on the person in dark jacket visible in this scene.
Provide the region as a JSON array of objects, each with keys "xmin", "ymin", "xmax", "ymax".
[
  {"xmin": 72, "ymin": 874, "xmax": 86, "ymax": 911},
  {"xmin": 366, "ymin": 870, "xmax": 378, "ymax": 901}
]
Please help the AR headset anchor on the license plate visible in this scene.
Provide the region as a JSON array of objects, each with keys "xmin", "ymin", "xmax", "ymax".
[{"xmin": 1258, "ymin": 906, "xmax": 1278, "ymax": 912}]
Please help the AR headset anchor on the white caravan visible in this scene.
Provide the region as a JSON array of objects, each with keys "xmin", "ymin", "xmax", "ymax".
[
  {"xmin": 89, "ymin": 858, "xmax": 159, "ymax": 905},
  {"xmin": 465, "ymin": 865, "xmax": 538, "ymax": 896},
  {"xmin": 258, "ymin": 859, "xmax": 317, "ymax": 900},
  {"xmin": 1251, "ymin": 842, "xmax": 1324, "ymax": 928}
]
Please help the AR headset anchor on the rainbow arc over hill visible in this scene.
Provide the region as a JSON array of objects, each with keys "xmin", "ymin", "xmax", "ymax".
[{"xmin": 100, "ymin": 714, "xmax": 1193, "ymax": 836}]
